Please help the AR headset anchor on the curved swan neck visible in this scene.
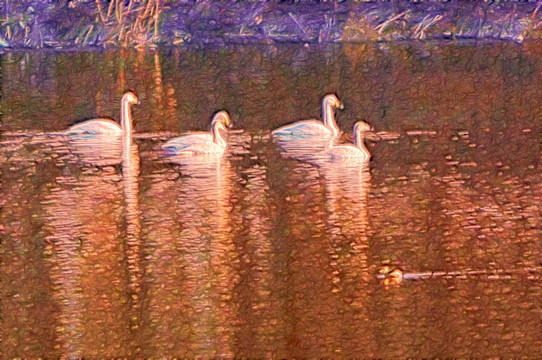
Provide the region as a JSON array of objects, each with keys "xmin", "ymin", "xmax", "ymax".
[
  {"xmin": 212, "ymin": 121, "xmax": 227, "ymax": 148},
  {"xmin": 121, "ymin": 97, "xmax": 133, "ymax": 153},
  {"xmin": 354, "ymin": 129, "xmax": 369, "ymax": 153},
  {"xmin": 322, "ymin": 101, "xmax": 339, "ymax": 136},
  {"xmin": 120, "ymin": 98, "xmax": 133, "ymax": 133}
]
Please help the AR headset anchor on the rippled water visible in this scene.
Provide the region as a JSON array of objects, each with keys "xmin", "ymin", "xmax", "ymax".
[{"xmin": 1, "ymin": 42, "xmax": 540, "ymax": 357}]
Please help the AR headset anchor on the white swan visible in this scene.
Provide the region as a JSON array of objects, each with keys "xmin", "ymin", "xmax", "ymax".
[
  {"xmin": 161, "ymin": 111, "xmax": 231, "ymax": 156},
  {"xmin": 66, "ymin": 91, "xmax": 139, "ymax": 136},
  {"xmin": 271, "ymin": 94, "xmax": 344, "ymax": 138},
  {"xmin": 323, "ymin": 121, "xmax": 372, "ymax": 162}
]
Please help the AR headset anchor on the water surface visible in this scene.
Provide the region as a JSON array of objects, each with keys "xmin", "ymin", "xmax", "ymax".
[{"xmin": 1, "ymin": 42, "xmax": 540, "ymax": 357}]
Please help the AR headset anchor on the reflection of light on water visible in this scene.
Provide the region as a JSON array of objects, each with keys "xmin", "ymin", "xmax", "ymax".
[
  {"xmin": 232, "ymin": 162, "xmax": 285, "ymax": 357},
  {"xmin": 164, "ymin": 152, "xmax": 225, "ymax": 176},
  {"xmin": 320, "ymin": 162, "xmax": 371, "ymax": 287},
  {"xmin": 326, "ymin": 161, "xmax": 374, "ymax": 354},
  {"xmin": 122, "ymin": 142, "xmax": 143, "ymax": 333},
  {"xmin": 152, "ymin": 51, "xmax": 163, "ymax": 104},
  {"xmin": 42, "ymin": 133, "xmax": 142, "ymax": 356},
  {"xmin": 274, "ymin": 135, "xmax": 336, "ymax": 162},
  {"xmin": 44, "ymin": 175, "xmax": 86, "ymax": 358},
  {"xmin": 274, "ymin": 138, "xmax": 372, "ymax": 290},
  {"xmin": 68, "ymin": 136, "xmax": 123, "ymax": 166},
  {"xmin": 43, "ymin": 166, "xmax": 129, "ymax": 356},
  {"xmin": 267, "ymin": 154, "xmax": 375, "ymax": 356},
  {"xmin": 182, "ymin": 160, "xmax": 235, "ymax": 356},
  {"xmin": 140, "ymin": 156, "xmax": 238, "ymax": 357},
  {"xmin": 318, "ymin": 162, "xmax": 373, "ymax": 355}
]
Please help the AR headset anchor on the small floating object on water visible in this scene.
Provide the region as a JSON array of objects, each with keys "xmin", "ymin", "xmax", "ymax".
[
  {"xmin": 272, "ymin": 94, "xmax": 344, "ymax": 139},
  {"xmin": 161, "ymin": 111, "xmax": 232, "ymax": 156},
  {"xmin": 377, "ymin": 267, "xmax": 539, "ymax": 283},
  {"xmin": 459, "ymin": 161, "xmax": 477, "ymax": 167},
  {"xmin": 406, "ymin": 129, "xmax": 437, "ymax": 136},
  {"xmin": 379, "ymin": 266, "xmax": 404, "ymax": 286},
  {"xmin": 364, "ymin": 131, "xmax": 400, "ymax": 141}
]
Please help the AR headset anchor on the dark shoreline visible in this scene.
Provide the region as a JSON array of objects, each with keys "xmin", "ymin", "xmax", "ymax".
[
  {"xmin": 1, "ymin": 1, "xmax": 541, "ymax": 51},
  {"xmin": 1, "ymin": 37, "xmax": 530, "ymax": 55}
]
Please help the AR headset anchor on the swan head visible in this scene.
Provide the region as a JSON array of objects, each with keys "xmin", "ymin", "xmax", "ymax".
[
  {"xmin": 323, "ymin": 94, "xmax": 344, "ymax": 110},
  {"xmin": 211, "ymin": 111, "xmax": 232, "ymax": 129},
  {"xmin": 122, "ymin": 91, "xmax": 140, "ymax": 106},
  {"xmin": 353, "ymin": 121, "xmax": 373, "ymax": 134}
]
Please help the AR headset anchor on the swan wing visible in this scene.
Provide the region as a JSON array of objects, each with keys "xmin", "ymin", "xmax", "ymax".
[
  {"xmin": 66, "ymin": 119, "xmax": 122, "ymax": 136},
  {"xmin": 272, "ymin": 120, "xmax": 332, "ymax": 139},
  {"xmin": 161, "ymin": 133, "xmax": 213, "ymax": 153}
]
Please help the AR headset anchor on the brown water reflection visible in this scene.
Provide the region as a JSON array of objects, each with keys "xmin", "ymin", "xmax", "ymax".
[
  {"xmin": 140, "ymin": 152, "xmax": 239, "ymax": 357},
  {"xmin": 1, "ymin": 43, "xmax": 540, "ymax": 357},
  {"xmin": 43, "ymin": 163, "xmax": 130, "ymax": 356}
]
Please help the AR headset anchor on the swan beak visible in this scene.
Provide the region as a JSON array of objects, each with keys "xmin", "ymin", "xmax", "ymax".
[{"xmin": 338, "ymin": 102, "xmax": 345, "ymax": 110}]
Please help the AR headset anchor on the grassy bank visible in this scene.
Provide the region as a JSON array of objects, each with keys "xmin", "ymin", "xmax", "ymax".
[{"xmin": 1, "ymin": 1, "xmax": 541, "ymax": 49}]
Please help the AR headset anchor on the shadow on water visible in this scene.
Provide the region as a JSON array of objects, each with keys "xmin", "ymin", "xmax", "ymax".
[{"xmin": 0, "ymin": 42, "xmax": 540, "ymax": 357}]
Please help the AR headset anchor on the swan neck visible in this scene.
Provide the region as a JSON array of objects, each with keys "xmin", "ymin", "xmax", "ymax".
[
  {"xmin": 121, "ymin": 99, "xmax": 133, "ymax": 133},
  {"xmin": 212, "ymin": 122, "xmax": 227, "ymax": 148},
  {"xmin": 322, "ymin": 102, "xmax": 338, "ymax": 135},
  {"xmin": 121, "ymin": 99, "xmax": 133, "ymax": 153},
  {"xmin": 354, "ymin": 130, "xmax": 369, "ymax": 153}
]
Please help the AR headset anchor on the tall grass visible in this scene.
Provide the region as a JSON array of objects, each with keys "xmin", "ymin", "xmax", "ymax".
[
  {"xmin": 95, "ymin": 0, "xmax": 162, "ymax": 46},
  {"xmin": 0, "ymin": 1, "xmax": 540, "ymax": 49},
  {"xmin": 0, "ymin": 0, "xmax": 163, "ymax": 48}
]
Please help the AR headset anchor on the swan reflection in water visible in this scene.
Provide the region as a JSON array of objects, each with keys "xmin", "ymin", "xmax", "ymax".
[
  {"xmin": 267, "ymin": 138, "xmax": 373, "ymax": 356},
  {"xmin": 320, "ymin": 162, "xmax": 372, "ymax": 284},
  {"xmin": 319, "ymin": 161, "xmax": 374, "ymax": 355},
  {"xmin": 140, "ymin": 153, "xmax": 238, "ymax": 357},
  {"xmin": 312, "ymin": 132, "xmax": 375, "ymax": 354},
  {"xmin": 290, "ymin": 121, "xmax": 373, "ymax": 289},
  {"xmin": 42, "ymin": 140, "xmax": 141, "ymax": 357}
]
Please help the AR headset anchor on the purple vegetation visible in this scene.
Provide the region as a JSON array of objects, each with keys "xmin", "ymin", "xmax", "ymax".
[{"xmin": 0, "ymin": 1, "xmax": 541, "ymax": 49}]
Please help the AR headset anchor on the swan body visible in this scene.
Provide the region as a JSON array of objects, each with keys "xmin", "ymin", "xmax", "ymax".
[
  {"xmin": 162, "ymin": 111, "xmax": 231, "ymax": 156},
  {"xmin": 322, "ymin": 121, "xmax": 372, "ymax": 162},
  {"xmin": 66, "ymin": 92, "xmax": 139, "ymax": 136},
  {"xmin": 272, "ymin": 94, "xmax": 344, "ymax": 138},
  {"xmin": 67, "ymin": 119, "xmax": 123, "ymax": 135}
]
